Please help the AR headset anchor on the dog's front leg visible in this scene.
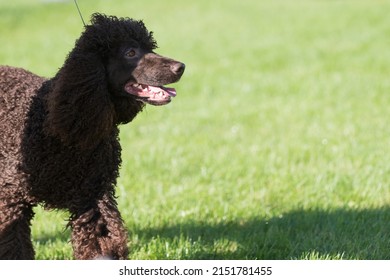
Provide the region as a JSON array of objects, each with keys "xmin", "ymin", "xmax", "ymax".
[{"xmin": 69, "ymin": 193, "xmax": 129, "ymax": 260}]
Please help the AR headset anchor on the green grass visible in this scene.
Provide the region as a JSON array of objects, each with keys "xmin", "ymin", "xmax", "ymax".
[{"xmin": 1, "ymin": 0, "xmax": 390, "ymax": 259}]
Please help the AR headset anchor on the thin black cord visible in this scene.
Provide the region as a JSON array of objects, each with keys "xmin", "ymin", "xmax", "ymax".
[{"xmin": 73, "ymin": 0, "xmax": 86, "ymax": 27}]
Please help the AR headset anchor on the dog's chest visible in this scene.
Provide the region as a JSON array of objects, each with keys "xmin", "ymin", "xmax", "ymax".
[{"xmin": 23, "ymin": 132, "xmax": 121, "ymax": 210}]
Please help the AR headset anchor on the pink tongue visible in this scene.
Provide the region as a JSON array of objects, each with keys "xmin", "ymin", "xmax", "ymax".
[
  {"xmin": 162, "ymin": 86, "xmax": 177, "ymax": 97},
  {"xmin": 130, "ymin": 84, "xmax": 177, "ymax": 98}
]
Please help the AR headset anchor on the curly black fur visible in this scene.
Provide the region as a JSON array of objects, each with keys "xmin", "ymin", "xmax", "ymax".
[{"xmin": 0, "ymin": 13, "xmax": 184, "ymax": 259}]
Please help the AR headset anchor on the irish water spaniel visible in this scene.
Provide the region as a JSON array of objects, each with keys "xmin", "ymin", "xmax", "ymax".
[{"xmin": 0, "ymin": 13, "xmax": 185, "ymax": 260}]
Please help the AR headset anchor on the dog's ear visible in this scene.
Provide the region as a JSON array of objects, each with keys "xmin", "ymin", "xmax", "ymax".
[{"xmin": 45, "ymin": 52, "xmax": 115, "ymax": 149}]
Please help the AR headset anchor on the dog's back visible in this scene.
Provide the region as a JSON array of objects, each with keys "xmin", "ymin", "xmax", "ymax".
[{"xmin": 0, "ymin": 66, "xmax": 45, "ymax": 134}]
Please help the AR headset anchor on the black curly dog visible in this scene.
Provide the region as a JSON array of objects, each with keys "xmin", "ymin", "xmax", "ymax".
[{"xmin": 0, "ymin": 13, "xmax": 185, "ymax": 259}]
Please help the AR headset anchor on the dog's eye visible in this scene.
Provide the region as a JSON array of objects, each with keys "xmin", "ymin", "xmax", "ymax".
[{"xmin": 125, "ymin": 49, "xmax": 136, "ymax": 58}]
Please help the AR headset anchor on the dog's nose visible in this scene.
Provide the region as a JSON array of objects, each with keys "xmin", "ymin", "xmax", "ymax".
[{"xmin": 171, "ymin": 62, "xmax": 185, "ymax": 76}]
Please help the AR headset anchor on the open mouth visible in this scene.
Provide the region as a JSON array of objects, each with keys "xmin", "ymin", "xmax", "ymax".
[{"xmin": 124, "ymin": 82, "xmax": 177, "ymax": 106}]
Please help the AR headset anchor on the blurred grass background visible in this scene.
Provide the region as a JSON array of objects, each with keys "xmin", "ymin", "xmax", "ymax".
[{"xmin": 1, "ymin": 0, "xmax": 390, "ymax": 259}]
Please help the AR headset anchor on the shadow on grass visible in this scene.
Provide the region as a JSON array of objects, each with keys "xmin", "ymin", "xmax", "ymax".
[
  {"xmin": 32, "ymin": 208, "xmax": 390, "ymax": 259},
  {"xmin": 134, "ymin": 208, "xmax": 390, "ymax": 260}
]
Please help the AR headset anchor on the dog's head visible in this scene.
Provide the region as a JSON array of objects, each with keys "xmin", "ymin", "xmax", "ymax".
[
  {"xmin": 84, "ymin": 13, "xmax": 185, "ymax": 107},
  {"xmin": 47, "ymin": 13, "xmax": 185, "ymax": 148}
]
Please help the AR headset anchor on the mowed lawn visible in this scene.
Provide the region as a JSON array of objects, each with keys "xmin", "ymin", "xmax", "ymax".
[{"xmin": 1, "ymin": 0, "xmax": 390, "ymax": 259}]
